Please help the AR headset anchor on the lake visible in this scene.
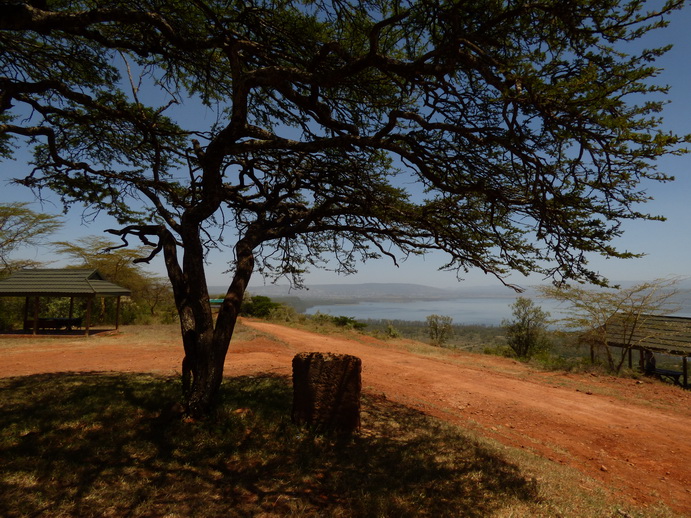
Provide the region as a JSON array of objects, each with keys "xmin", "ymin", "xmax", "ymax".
[
  {"xmin": 305, "ymin": 294, "xmax": 691, "ymax": 326},
  {"xmin": 306, "ymin": 296, "xmax": 553, "ymax": 326}
]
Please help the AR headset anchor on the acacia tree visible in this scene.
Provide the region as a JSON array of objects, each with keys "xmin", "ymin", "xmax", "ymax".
[
  {"xmin": 1, "ymin": 0, "xmax": 688, "ymax": 417},
  {"xmin": 0, "ymin": 202, "xmax": 61, "ymax": 329},
  {"xmin": 54, "ymin": 236, "xmax": 154, "ymax": 289},
  {"xmin": 426, "ymin": 314, "xmax": 453, "ymax": 346},
  {"xmin": 0, "ymin": 202, "xmax": 61, "ymax": 272},
  {"xmin": 540, "ymin": 278, "xmax": 681, "ymax": 373}
]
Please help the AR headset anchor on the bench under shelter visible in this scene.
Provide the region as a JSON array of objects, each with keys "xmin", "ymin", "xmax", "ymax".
[
  {"xmin": 0, "ymin": 269, "xmax": 131, "ymax": 336},
  {"xmin": 606, "ymin": 315, "xmax": 691, "ymax": 388}
]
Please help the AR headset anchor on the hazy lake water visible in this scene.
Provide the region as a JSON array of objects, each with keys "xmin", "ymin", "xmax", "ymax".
[
  {"xmin": 306, "ymin": 295, "xmax": 691, "ymax": 326},
  {"xmin": 307, "ymin": 296, "xmax": 553, "ymax": 326}
]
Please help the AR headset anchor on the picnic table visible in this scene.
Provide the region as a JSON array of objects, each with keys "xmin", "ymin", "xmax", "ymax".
[
  {"xmin": 24, "ymin": 317, "xmax": 83, "ymax": 331},
  {"xmin": 652, "ymin": 367, "xmax": 685, "ymax": 387}
]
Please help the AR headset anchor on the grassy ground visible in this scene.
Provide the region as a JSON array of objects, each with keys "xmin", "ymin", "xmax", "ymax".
[{"xmin": 0, "ymin": 370, "xmax": 677, "ymax": 517}]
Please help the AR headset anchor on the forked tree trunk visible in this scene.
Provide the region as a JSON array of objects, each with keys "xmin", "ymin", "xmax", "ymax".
[
  {"xmin": 180, "ymin": 321, "xmax": 227, "ymax": 418},
  {"xmin": 168, "ymin": 233, "xmax": 256, "ymax": 419}
]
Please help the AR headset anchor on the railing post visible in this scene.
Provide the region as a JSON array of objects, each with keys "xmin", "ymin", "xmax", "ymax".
[{"xmin": 32, "ymin": 296, "xmax": 39, "ymax": 335}]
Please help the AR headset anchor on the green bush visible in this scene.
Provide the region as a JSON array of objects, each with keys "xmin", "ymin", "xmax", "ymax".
[
  {"xmin": 331, "ymin": 315, "xmax": 367, "ymax": 329},
  {"xmin": 502, "ymin": 297, "xmax": 551, "ymax": 359},
  {"xmin": 0, "ymin": 297, "xmax": 24, "ymax": 331},
  {"xmin": 240, "ymin": 295, "xmax": 281, "ymax": 318}
]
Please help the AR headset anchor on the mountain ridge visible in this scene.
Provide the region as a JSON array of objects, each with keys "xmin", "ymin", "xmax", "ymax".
[
  {"xmin": 208, "ymin": 278, "xmax": 691, "ymax": 304},
  {"xmin": 209, "ymin": 282, "xmax": 523, "ymax": 302}
]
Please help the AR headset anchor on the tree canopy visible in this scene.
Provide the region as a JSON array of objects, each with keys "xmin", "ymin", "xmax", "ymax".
[
  {"xmin": 53, "ymin": 236, "xmax": 175, "ymax": 321},
  {"xmin": 2, "ymin": 0, "xmax": 688, "ymax": 416},
  {"xmin": 0, "ymin": 202, "xmax": 61, "ymax": 272},
  {"xmin": 502, "ymin": 297, "xmax": 551, "ymax": 359},
  {"xmin": 53, "ymin": 236, "xmax": 153, "ymax": 289}
]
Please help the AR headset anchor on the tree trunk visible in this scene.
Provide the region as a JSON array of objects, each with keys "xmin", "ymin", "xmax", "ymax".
[
  {"xmin": 614, "ymin": 347, "xmax": 629, "ymax": 374},
  {"xmin": 161, "ymin": 225, "xmax": 256, "ymax": 419}
]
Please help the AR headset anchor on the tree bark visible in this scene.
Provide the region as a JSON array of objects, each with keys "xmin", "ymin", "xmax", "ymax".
[{"xmin": 161, "ymin": 224, "xmax": 257, "ymax": 419}]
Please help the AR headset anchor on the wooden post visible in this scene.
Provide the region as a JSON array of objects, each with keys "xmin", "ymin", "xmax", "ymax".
[
  {"xmin": 628, "ymin": 348, "xmax": 632, "ymax": 369},
  {"xmin": 84, "ymin": 297, "xmax": 93, "ymax": 337},
  {"xmin": 683, "ymin": 356, "xmax": 688, "ymax": 389},
  {"xmin": 23, "ymin": 296, "xmax": 29, "ymax": 331},
  {"xmin": 639, "ymin": 349, "xmax": 645, "ymax": 372},
  {"xmin": 32, "ymin": 296, "xmax": 39, "ymax": 335},
  {"xmin": 115, "ymin": 296, "xmax": 121, "ymax": 330},
  {"xmin": 68, "ymin": 297, "xmax": 75, "ymax": 331}
]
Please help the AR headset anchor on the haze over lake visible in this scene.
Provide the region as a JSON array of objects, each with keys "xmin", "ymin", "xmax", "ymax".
[
  {"xmin": 306, "ymin": 296, "xmax": 529, "ymax": 325},
  {"xmin": 240, "ymin": 282, "xmax": 691, "ymax": 326}
]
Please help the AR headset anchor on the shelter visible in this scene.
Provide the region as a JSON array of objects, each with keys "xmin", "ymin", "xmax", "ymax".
[
  {"xmin": 605, "ymin": 314, "xmax": 691, "ymax": 388},
  {"xmin": 0, "ymin": 269, "xmax": 131, "ymax": 336}
]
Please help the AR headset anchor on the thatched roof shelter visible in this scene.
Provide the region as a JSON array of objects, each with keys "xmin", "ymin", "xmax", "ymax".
[
  {"xmin": 0, "ymin": 269, "xmax": 131, "ymax": 335},
  {"xmin": 601, "ymin": 314, "xmax": 691, "ymax": 388},
  {"xmin": 605, "ymin": 314, "xmax": 691, "ymax": 357}
]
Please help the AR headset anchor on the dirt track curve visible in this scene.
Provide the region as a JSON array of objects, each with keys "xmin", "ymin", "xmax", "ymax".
[
  {"xmin": 1, "ymin": 320, "xmax": 689, "ymax": 513},
  {"xmin": 238, "ymin": 321, "xmax": 691, "ymax": 514}
]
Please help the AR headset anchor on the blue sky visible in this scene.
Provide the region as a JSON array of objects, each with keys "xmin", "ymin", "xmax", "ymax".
[{"xmin": 2, "ymin": 5, "xmax": 690, "ymax": 291}]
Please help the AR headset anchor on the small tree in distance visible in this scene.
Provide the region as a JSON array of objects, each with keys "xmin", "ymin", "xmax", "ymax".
[
  {"xmin": 427, "ymin": 314, "xmax": 453, "ymax": 346},
  {"xmin": 502, "ymin": 297, "xmax": 551, "ymax": 359},
  {"xmin": 540, "ymin": 278, "xmax": 681, "ymax": 373}
]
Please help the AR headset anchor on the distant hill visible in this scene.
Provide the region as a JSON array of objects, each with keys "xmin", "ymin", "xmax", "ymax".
[
  {"xmin": 207, "ymin": 282, "xmax": 530, "ymax": 313},
  {"xmin": 208, "ymin": 282, "xmax": 536, "ymax": 302},
  {"xmin": 207, "ymin": 279, "xmax": 691, "ymax": 314},
  {"xmin": 221, "ymin": 283, "xmax": 458, "ymax": 302}
]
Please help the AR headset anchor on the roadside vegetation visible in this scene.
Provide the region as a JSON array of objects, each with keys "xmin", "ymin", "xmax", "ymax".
[{"xmin": 0, "ymin": 370, "xmax": 677, "ymax": 518}]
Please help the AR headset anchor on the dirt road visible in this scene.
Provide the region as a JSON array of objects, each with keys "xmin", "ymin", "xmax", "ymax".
[
  {"xmin": 238, "ymin": 321, "xmax": 691, "ymax": 514},
  {"xmin": 1, "ymin": 321, "xmax": 689, "ymax": 513}
]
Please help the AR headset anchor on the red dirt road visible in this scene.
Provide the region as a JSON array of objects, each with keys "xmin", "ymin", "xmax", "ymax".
[{"xmin": 1, "ymin": 321, "xmax": 689, "ymax": 514}]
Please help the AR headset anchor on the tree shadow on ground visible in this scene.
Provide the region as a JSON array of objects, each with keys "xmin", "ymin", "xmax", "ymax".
[{"xmin": 0, "ymin": 372, "xmax": 539, "ymax": 517}]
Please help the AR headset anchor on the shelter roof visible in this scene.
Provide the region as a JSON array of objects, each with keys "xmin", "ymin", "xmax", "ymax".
[
  {"xmin": 605, "ymin": 314, "xmax": 691, "ymax": 356},
  {"xmin": 0, "ymin": 269, "xmax": 131, "ymax": 297}
]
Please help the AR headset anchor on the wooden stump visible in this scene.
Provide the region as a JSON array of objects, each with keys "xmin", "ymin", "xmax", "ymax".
[{"xmin": 292, "ymin": 352, "xmax": 362, "ymax": 434}]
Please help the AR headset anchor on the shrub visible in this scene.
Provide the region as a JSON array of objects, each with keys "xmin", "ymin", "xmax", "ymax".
[
  {"xmin": 384, "ymin": 321, "xmax": 400, "ymax": 338},
  {"xmin": 0, "ymin": 297, "xmax": 24, "ymax": 331},
  {"xmin": 268, "ymin": 304, "xmax": 302, "ymax": 323},
  {"xmin": 502, "ymin": 297, "xmax": 551, "ymax": 359},
  {"xmin": 241, "ymin": 295, "xmax": 281, "ymax": 318},
  {"xmin": 426, "ymin": 314, "xmax": 453, "ymax": 346}
]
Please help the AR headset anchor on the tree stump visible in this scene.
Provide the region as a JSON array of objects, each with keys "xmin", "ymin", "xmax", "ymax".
[{"xmin": 291, "ymin": 352, "xmax": 362, "ymax": 434}]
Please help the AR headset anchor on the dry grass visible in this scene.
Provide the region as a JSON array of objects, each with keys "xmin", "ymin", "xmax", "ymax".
[{"xmin": 0, "ymin": 370, "xmax": 678, "ymax": 517}]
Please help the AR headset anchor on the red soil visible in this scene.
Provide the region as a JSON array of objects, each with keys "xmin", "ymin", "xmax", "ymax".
[{"xmin": 1, "ymin": 320, "xmax": 689, "ymax": 514}]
